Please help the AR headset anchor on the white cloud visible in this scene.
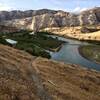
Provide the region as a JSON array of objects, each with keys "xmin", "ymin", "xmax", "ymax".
[
  {"xmin": 73, "ymin": 7, "xmax": 80, "ymax": 12},
  {"xmin": 73, "ymin": 7, "xmax": 87, "ymax": 13},
  {"xmin": 0, "ymin": 3, "xmax": 12, "ymax": 11}
]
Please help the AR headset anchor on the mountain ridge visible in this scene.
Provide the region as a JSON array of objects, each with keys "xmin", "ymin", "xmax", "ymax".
[{"xmin": 0, "ymin": 7, "xmax": 100, "ymax": 31}]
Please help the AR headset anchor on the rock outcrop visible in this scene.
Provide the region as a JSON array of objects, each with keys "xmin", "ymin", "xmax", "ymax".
[
  {"xmin": 0, "ymin": 44, "xmax": 100, "ymax": 100},
  {"xmin": 0, "ymin": 7, "xmax": 100, "ymax": 31}
]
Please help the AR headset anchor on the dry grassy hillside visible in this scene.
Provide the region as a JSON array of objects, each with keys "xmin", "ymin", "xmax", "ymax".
[
  {"xmin": 42, "ymin": 26, "xmax": 100, "ymax": 41},
  {"xmin": 0, "ymin": 44, "xmax": 100, "ymax": 100}
]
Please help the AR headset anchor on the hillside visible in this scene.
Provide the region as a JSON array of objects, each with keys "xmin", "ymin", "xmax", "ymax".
[
  {"xmin": 42, "ymin": 26, "xmax": 100, "ymax": 41},
  {"xmin": 0, "ymin": 44, "xmax": 100, "ymax": 100}
]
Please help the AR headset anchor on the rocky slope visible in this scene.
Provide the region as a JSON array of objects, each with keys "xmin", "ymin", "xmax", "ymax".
[
  {"xmin": 0, "ymin": 44, "xmax": 100, "ymax": 100},
  {"xmin": 0, "ymin": 7, "xmax": 100, "ymax": 31}
]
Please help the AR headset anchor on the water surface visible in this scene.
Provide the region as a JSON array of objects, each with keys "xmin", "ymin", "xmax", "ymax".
[{"xmin": 49, "ymin": 35, "xmax": 100, "ymax": 71}]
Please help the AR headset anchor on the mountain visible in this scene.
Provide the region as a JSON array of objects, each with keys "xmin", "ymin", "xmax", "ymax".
[
  {"xmin": 0, "ymin": 9, "xmax": 57, "ymax": 21},
  {"xmin": 0, "ymin": 44, "xmax": 100, "ymax": 100},
  {"xmin": 0, "ymin": 7, "xmax": 100, "ymax": 31}
]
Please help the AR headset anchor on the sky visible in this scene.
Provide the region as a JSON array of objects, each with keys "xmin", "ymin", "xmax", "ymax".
[{"xmin": 0, "ymin": 0, "xmax": 100, "ymax": 12}]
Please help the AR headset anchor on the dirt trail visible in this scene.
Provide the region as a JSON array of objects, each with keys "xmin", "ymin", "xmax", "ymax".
[{"xmin": 27, "ymin": 59, "xmax": 53, "ymax": 100}]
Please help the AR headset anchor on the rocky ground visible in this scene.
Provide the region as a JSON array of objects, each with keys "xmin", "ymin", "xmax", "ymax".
[{"xmin": 0, "ymin": 44, "xmax": 100, "ymax": 100}]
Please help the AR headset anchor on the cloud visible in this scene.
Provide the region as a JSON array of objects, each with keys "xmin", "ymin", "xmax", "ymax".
[
  {"xmin": 0, "ymin": 3, "xmax": 12, "ymax": 11},
  {"xmin": 73, "ymin": 7, "xmax": 87, "ymax": 13}
]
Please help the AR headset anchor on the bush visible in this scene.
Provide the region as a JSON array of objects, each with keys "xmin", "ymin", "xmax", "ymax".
[{"xmin": 25, "ymin": 46, "xmax": 51, "ymax": 59}]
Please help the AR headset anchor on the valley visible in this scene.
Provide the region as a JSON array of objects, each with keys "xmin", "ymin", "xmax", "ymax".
[
  {"xmin": 0, "ymin": 6, "xmax": 100, "ymax": 100},
  {"xmin": 0, "ymin": 30, "xmax": 100, "ymax": 71}
]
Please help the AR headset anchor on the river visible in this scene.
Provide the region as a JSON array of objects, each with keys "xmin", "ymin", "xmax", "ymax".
[{"xmin": 48, "ymin": 35, "xmax": 100, "ymax": 71}]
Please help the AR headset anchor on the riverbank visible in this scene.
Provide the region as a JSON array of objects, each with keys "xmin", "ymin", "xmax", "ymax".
[
  {"xmin": 48, "ymin": 44, "xmax": 63, "ymax": 52},
  {"xmin": 79, "ymin": 45, "xmax": 100, "ymax": 64},
  {"xmin": 66, "ymin": 31, "xmax": 100, "ymax": 42}
]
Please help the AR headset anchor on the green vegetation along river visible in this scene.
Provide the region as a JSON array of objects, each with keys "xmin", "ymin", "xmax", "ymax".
[{"xmin": 0, "ymin": 31, "xmax": 64, "ymax": 58}]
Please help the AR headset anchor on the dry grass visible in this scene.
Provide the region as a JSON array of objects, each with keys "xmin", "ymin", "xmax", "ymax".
[{"xmin": 42, "ymin": 26, "xmax": 100, "ymax": 41}]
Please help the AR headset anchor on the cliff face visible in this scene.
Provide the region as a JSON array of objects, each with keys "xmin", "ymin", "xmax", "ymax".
[
  {"xmin": 0, "ymin": 44, "xmax": 100, "ymax": 100},
  {"xmin": 0, "ymin": 7, "xmax": 100, "ymax": 31},
  {"xmin": 31, "ymin": 12, "xmax": 80, "ymax": 31},
  {"xmin": 32, "ymin": 7, "xmax": 100, "ymax": 31}
]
